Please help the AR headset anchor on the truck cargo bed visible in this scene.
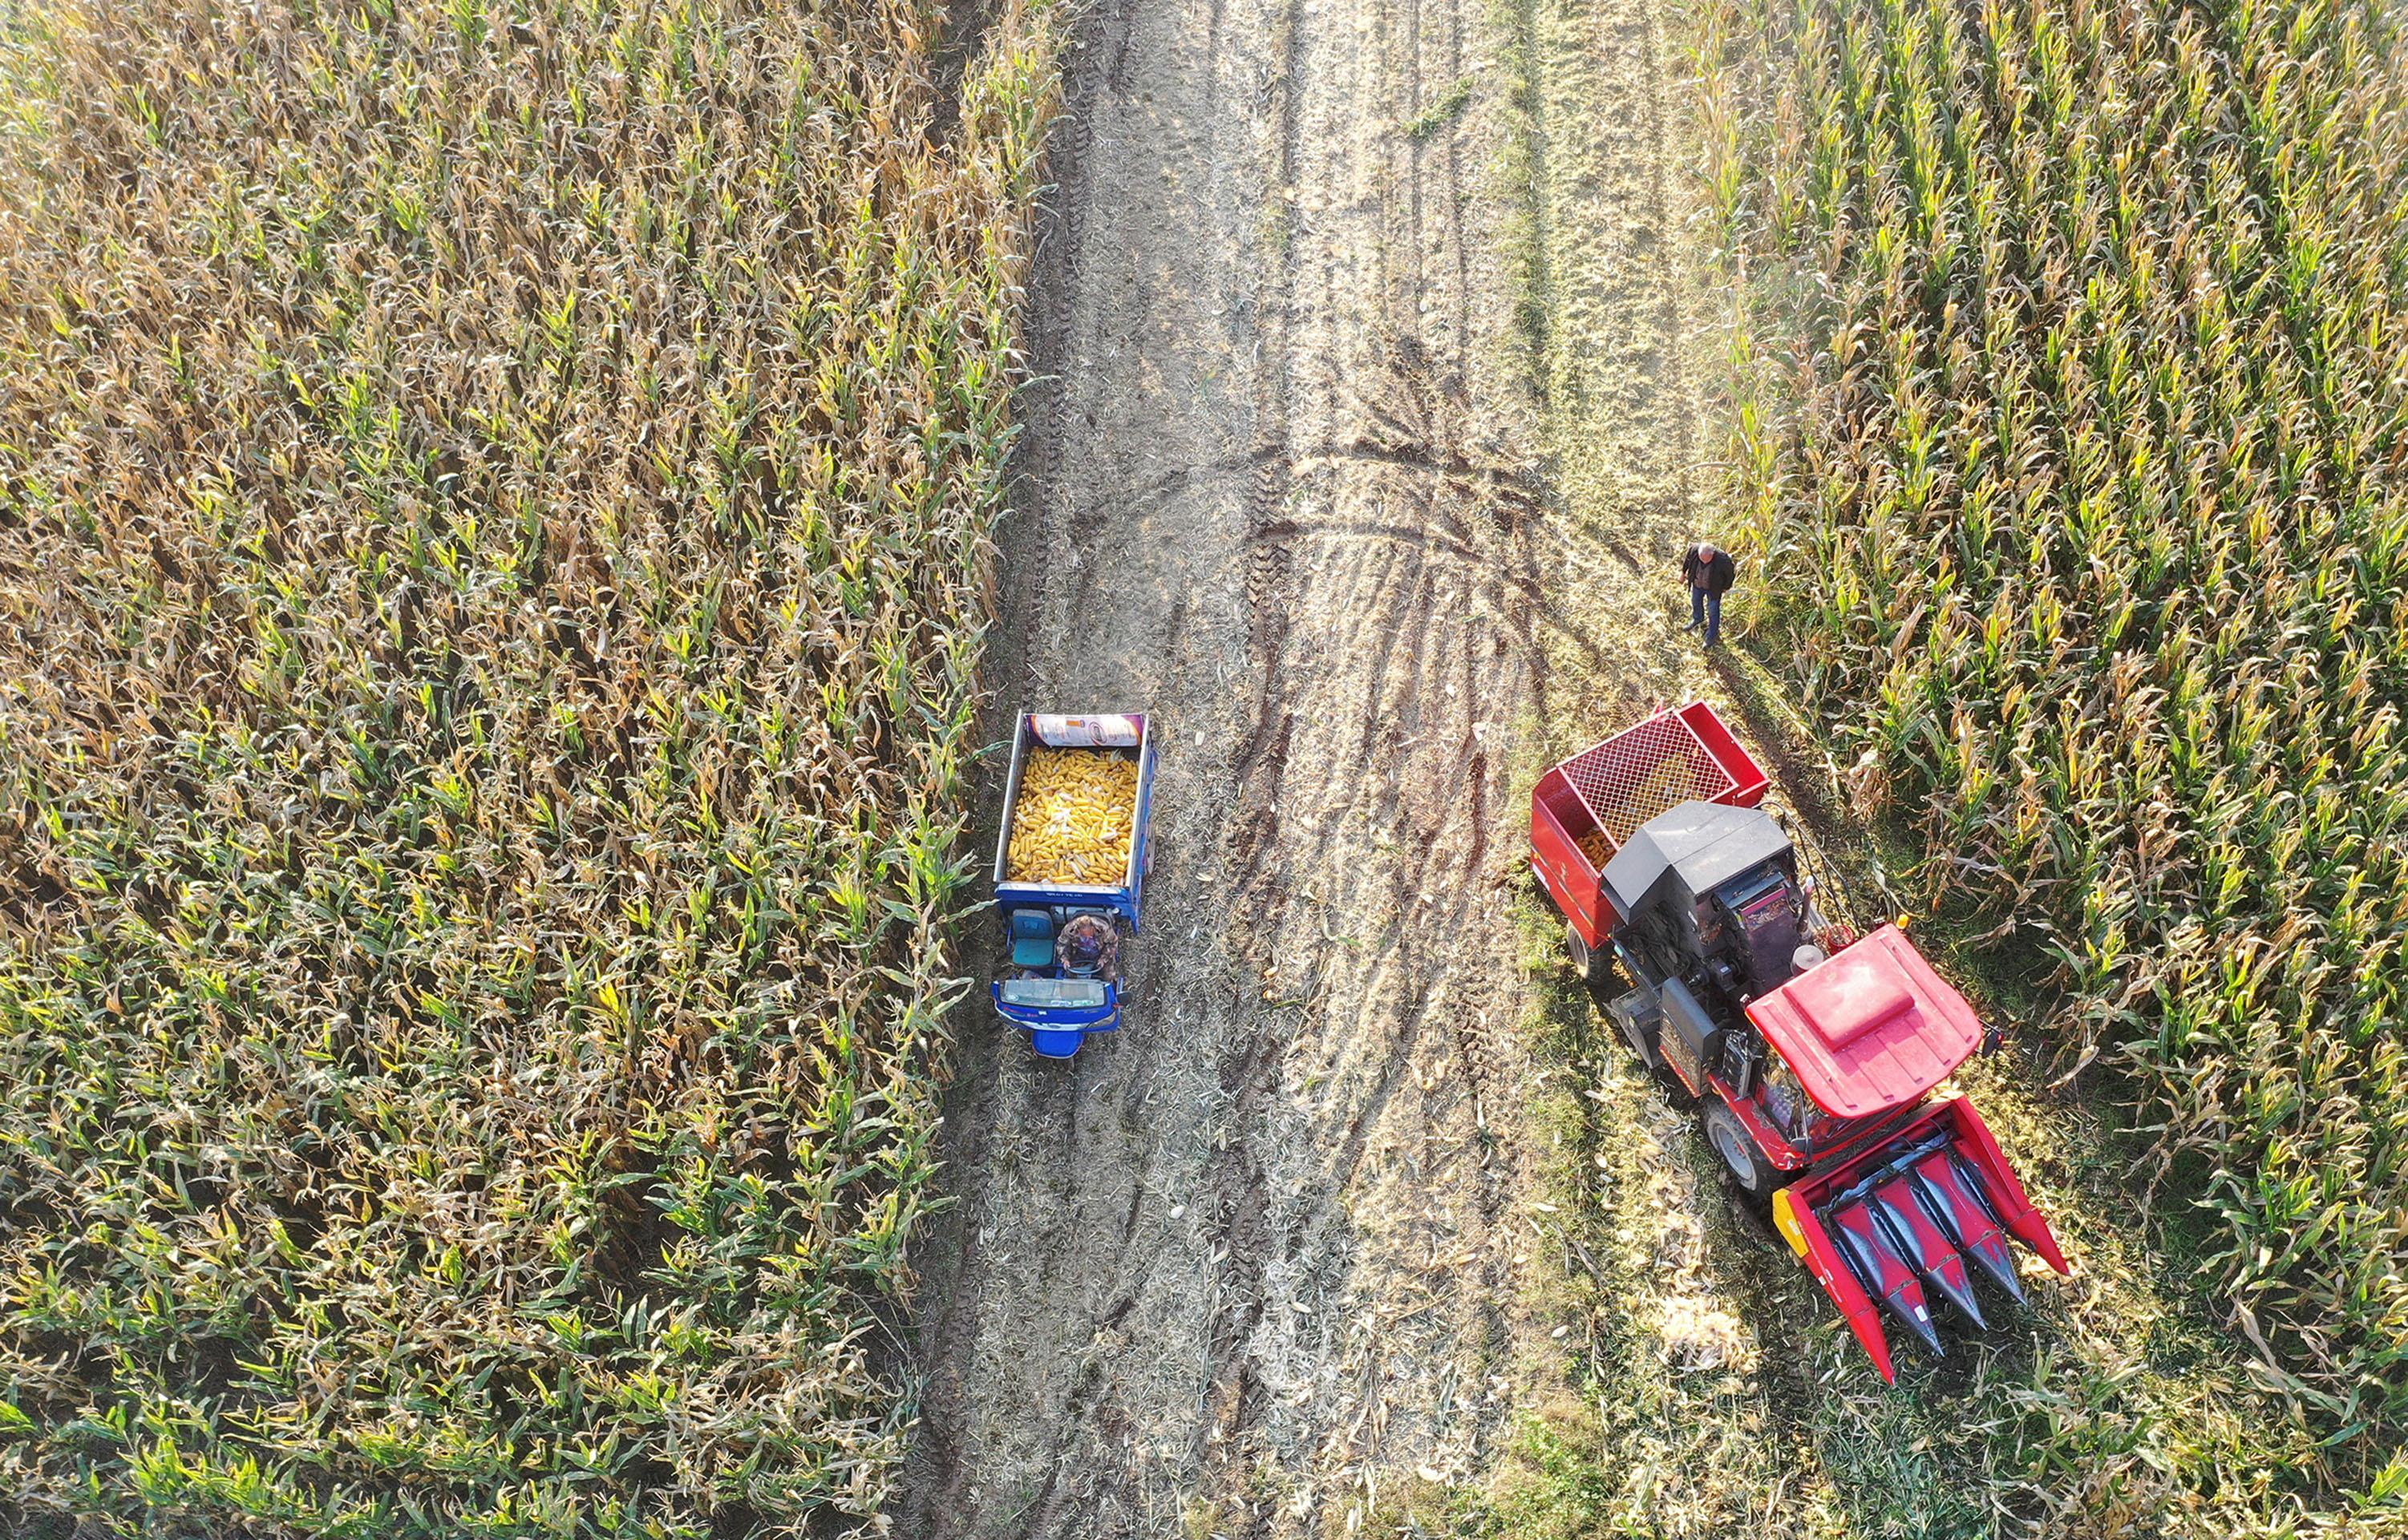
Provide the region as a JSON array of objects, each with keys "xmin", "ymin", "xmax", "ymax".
[{"xmin": 991, "ymin": 713, "xmax": 1155, "ymax": 930}]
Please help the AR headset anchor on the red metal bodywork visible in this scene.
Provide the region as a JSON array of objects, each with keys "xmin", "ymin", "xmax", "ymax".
[
  {"xmin": 1532, "ymin": 701, "xmax": 1770, "ymax": 948},
  {"xmin": 1531, "ymin": 701, "xmax": 2070, "ymax": 1382},
  {"xmin": 1778, "ymin": 1097, "xmax": 2070, "ymax": 1380},
  {"xmin": 1745, "ymin": 924, "xmax": 1985, "ymax": 1119},
  {"xmin": 1716, "ymin": 1086, "xmax": 1814, "ymax": 1170},
  {"xmin": 1667, "ymin": 926, "xmax": 1990, "ymax": 1173},
  {"xmin": 1698, "ymin": 1077, "xmax": 1928, "ymax": 1174}
]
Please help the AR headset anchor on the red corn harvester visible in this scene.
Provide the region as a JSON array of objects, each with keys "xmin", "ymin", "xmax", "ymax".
[{"xmin": 1532, "ymin": 702, "xmax": 2069, "ymax": 1380}]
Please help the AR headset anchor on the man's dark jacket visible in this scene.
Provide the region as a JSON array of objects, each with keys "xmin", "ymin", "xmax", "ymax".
[{"xmin": 1682, "ymin": 546, "xmax": 1736, "ymax": 594}]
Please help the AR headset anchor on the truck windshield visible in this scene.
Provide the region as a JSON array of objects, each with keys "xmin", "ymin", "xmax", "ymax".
[{"xmin": 999, "ymin": 978, "xmax": 1108, "ymax": 1008}]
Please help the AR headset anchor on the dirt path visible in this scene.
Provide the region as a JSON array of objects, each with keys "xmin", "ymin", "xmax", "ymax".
[{"xmin": 894, "ymin": 0, "xmax": 1713, "ymax": 1530}]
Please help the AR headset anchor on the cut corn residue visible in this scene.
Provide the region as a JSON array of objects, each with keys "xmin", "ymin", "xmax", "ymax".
[
  {"xmin": 1576, "ymin": 828, "xmax": 1615, "ymax": 870},
  {"xmin": 1007, "ymin": 749, "xmax": 1139, "ymax": 884}
]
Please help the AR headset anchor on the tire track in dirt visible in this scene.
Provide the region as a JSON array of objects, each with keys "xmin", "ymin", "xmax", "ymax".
[{"xmin": 893, "ymin": 0, "xmax": 1698, "ymax": 1528}]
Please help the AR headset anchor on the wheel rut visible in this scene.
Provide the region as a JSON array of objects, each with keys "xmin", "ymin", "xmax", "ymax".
[{"xmin": 892, "ymin": 0, "xmax": 1640, "ymax": 1529}]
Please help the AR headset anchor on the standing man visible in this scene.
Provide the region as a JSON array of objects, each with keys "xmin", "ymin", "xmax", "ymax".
[{"xmin": 1681, "ymin": 540, "xmax": 1736, "ymax": 646}]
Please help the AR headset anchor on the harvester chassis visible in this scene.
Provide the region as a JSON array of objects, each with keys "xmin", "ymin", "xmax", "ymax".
[{"xmin": 1532, "ymin": 702, "xmax": 2070, "ymax": 1381}]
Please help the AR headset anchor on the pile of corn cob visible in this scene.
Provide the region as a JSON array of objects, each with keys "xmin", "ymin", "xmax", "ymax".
[{"xmin": 1007, "ymin": 750, "xmax": 1140, "ymax": 883}]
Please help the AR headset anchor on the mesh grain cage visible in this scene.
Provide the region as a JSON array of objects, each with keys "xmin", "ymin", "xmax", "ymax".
[{"xmin": 1531, "ymin": 702, "xmax": 1769, "ymax": 948}]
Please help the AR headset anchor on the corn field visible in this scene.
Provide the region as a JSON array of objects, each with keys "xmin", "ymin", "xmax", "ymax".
[
  {"xmin": 1703, "ymin": 0, "xmax": 2407, "ymax": 1505},
  {"xmin": 0, "ymin": 0, "xmax": 1058, "ymax": 1532}
]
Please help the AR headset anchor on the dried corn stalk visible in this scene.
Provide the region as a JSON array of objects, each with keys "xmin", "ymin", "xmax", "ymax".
[
  {"xmin": 1706, "ymin": 0, "xmax": 2408, "ymax": 1489},
  {"xmin": 0, "ymin": 0, "xmax": 1064, "ymax": 1526}
]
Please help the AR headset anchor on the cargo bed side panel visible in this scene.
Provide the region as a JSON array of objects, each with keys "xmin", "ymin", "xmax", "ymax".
[{"xmin": 992, "ymin": 712, "xmax": 1152, "ymax": 930}]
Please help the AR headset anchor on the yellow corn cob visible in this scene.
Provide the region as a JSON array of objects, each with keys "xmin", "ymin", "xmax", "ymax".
[{"xmin": 1006, "ymin": 748, "xmax": 1141, "ymax": 884}]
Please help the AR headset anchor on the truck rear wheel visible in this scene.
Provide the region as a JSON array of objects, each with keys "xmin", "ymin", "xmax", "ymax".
[
  {"xmin": 1703, "ymin": 1097, "xmax": 1777, "ymax": 1200},
  {"xmin": 1566, "ymin": 924, "xmax": 1626, "ymax": 996}
]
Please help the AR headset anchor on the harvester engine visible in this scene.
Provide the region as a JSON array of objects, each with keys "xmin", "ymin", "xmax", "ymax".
[{"xmin": 1596, "ymin": 798, "xmax": 1811, "ymax": 1081}]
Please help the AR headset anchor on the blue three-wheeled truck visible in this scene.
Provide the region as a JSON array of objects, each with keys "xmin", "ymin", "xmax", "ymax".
[{"xmin": 990, "ymin": 712, "xmax": 1159, "ymax": 1058}]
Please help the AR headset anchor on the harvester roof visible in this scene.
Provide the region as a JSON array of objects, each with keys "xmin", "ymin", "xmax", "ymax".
[
  {"xmin": 1745, "ymin": 925, "xmax": 1984, "ymax": 1118},
  {"xmin": 1601, "ymin": 799, "xmax": 1790, "ymax": 919}
]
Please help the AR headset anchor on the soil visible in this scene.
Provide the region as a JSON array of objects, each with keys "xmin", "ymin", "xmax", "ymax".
[{"xmin": 893, "ymin": 0, "xmax": 1719, "ymax": 1530}]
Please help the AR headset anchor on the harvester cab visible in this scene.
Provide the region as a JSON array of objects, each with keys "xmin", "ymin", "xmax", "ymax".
[
  {"xmin": 1532, "ymin": 702, "xmax": 2070, "ymax": 1381},
  {"xmin": 1600, "ymin": 797, "xmax": 1804, "ymax": 1021}
]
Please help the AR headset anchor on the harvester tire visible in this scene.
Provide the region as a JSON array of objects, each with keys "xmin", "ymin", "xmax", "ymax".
[
  {"xmin": 1702, "ymin": 1097, "xmax": 1778, "ymax": 1202},
  {"xmin": 1564, "ymin": 924, "xmax": 1603, "ymax": 988}
]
